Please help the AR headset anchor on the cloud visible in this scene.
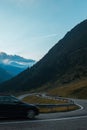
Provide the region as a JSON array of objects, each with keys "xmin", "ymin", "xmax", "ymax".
[
  {"xmin": 30, "ymin": 33, "xmax": 59, "ymax": 40},
  {"xmin": 40, "ymin": 34, "xmax": 58, "ymax": 38},
  {"xmin": 1, "ymin": 59, "xmax": 10, "ymax": 64}
]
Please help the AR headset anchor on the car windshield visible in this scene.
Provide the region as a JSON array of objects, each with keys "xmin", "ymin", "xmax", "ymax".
[
  {"xmin": 0, "ymin": 95, "xmax": 20, "ymax": 103},
  {"xmin": 10, "ymin": 96, "xmax": 20, "ymax": 102}
]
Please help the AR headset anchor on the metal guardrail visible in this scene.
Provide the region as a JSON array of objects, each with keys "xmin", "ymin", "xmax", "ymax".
[{"xmin": 36, "ymin": 103, "xmax": 75, "ymax": 108}]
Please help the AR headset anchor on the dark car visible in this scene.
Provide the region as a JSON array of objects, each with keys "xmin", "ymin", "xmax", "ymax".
[{"xmin": 0, "ymin": 95, "xmax": 39, "ymax": 119}]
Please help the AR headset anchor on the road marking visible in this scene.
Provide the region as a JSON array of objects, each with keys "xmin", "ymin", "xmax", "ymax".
[
  {"xmin": 0, "ymin": 115, "xmax": 87, "ymax": 125},
  {"xmin": 75, "ymin": 103, "xmax": 84, "ymax": 110}
]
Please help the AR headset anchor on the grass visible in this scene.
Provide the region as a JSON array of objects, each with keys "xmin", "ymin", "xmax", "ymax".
[
  {"xmin": 39, "ymin": 105, "xmax": 79, "ymax": 113},
  {"xmin": 48, "ymin": 78, "xmax": 87, "ymax": 99},
  {"xmin": 22, "ymin": 95, "xmax": 68, "ymax": 104},
  {"xmin": 22, "ymin": 95, "xmax": 79, "ymax": 113}
]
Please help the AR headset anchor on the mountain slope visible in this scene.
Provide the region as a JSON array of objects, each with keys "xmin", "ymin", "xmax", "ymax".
[
  {"xmin": 0, "ymin": 67, "xmax": 12, "ymax": 83},
  {"xmin": 0, "ymin": 19, "xmax": 87, "ymax": 94}
]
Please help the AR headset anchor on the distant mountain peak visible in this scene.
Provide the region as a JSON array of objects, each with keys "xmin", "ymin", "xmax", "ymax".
[
  {"xmin": 0, "ymin": 52, "xmax": 35, "ymax": 62},
  {"xmin": 0, "ymin": 51, "xmax": 36, "ymax": 77},
  {"xmin": 0, "ymin": 52, "xmax": 7, "ymax": 55}
]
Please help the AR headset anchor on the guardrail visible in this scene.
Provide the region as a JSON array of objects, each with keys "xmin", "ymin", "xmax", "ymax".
[
  {"xmin": 36, "ymin": 103, "xmax": 75, "ymax": 108},
  {"xmin": 35, "ymin": 103, "xmax": 78, "ymax": 112}
]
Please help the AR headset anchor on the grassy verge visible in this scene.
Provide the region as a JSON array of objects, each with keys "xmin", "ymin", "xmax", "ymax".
[
  {"xmin": 39, "ymin": 105, "xmax": 79, "ymax": 113},
  {"xmin": 22, "ymin": 95, "xmax": 79, "ymax": 113},
  {"xmin": 22, "ymin": 95, "xmax": 68, "ymax": 104},
  {"xmin": 48, "ymin": 78, "xmax": 87, "ymax": 99}
]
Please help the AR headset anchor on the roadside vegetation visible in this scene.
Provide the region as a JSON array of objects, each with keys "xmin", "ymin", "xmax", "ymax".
[
  {"xmin": 22, "ymin": 95, "xmax": 79, "ymax": 113},
  {"xmin": 39, "ymin": 105, "xmax": 79, "ymax": 113},
  {"xmin": 48, "ymin": 78, "xmax": 87, "ymax": 99},
  {"xmin": 22, "ymin": 95, "xmax": 68, "ymax": 104}
]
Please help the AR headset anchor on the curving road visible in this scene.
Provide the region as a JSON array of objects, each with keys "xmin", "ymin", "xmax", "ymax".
[{"xmin": 0, "ymin": 99, "xmax": 87, "ymax": 130}]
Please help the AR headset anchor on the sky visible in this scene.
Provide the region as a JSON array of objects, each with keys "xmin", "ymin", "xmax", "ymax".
[{"xmin": 0, "ymin": 0, "xmax": 87, "ymax": 61}]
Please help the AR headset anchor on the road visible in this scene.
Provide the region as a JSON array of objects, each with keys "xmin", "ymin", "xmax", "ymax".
[{"xmin": 0, "ymin": 98, "xmax": 87, "ymax": 130}]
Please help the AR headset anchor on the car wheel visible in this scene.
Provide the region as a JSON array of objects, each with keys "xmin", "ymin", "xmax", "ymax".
[{"xmin": 27, "ymin": 110, "xmax": 35, "ymax": 119}]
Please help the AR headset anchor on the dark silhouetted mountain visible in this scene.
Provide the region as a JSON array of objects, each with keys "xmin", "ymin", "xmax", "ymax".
[
  {"xmin": 0, "ymin": 52, "xmax": 36, "ymax": 76},
  {"xmin": 0, "ymin": 67, "xmax": 12, "ymax": 83},
  {"xmin": 0, "ymin": 19, "xmax": 87, "ymax": 93}
]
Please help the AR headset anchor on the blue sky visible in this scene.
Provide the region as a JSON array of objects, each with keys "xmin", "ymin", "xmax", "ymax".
[{"xmin": 0, "ymin": 0, "xmax": 87, "ymax": 61}]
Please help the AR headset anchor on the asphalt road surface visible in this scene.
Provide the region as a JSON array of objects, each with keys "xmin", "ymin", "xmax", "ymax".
[{"xmin": 0, "ymin": 99, "xmax": 87, "ymax": 130}]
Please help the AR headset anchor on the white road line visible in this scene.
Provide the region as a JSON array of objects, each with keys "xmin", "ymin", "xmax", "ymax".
[
  {"xmin": 0, "ymin": 115, "xmax": 87, "ymax": 125},
  {"xmin": 75, "ymin": 103, "xmax": 84, "ymax": 110}
]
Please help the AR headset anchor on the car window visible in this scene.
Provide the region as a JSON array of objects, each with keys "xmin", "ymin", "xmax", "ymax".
[
  {"xmin": 0, "ymin": 96, "xmax": 10, "ymax": 103},
  {"xmin": 0, "ymin": 96, "xmax": 20, "ymax": 104},
  {"xmin": 10, "ymin": 96, "xmax": 20, "ymax": 103}
]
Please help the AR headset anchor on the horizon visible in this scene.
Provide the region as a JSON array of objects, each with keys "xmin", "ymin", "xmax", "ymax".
[{"xmin": 0, "ymin": 0, "xmax": 87, "ymax": 61}]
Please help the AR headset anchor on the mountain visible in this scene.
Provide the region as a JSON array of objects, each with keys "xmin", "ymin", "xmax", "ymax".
[
  {"xmin": 0, "ymin": 67, "xmax": 12, "ymax": 83},
  {"xmin": 0, "ymin": 19, "xmax": 87, "ymax": 98},
  {"xmin": 0, "ymin": 52, "xmax": 36, "ymax": 76}
]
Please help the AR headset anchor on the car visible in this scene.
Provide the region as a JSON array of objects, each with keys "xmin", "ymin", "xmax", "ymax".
[{"xmin": 0, "ymin": 95, "xmax": 39, "ymax": 119}]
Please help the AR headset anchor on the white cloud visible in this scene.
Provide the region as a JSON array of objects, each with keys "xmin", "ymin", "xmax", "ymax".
[
  {"xmin": 1, "ymin": 59, "xmax": 10, "ymax": 64},
  {"xmin": 39, "ymin": 34, "xmax": 59, "ymax": 39},
  {"xmin": 29, "ymin": 33, "xmax": 59, "ymax": 40}
]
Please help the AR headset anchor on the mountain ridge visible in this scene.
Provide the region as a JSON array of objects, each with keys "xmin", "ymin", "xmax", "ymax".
[
  {"xmin": 0, "ymin": 52, "xmax": 36, "ymax": 76},
  {"xmin": 0, "ymin": 19, "xmax": 87, "ymax": 96},
  {"xmin": 0, "ymin": 67, "xmax": 12, "ymax": 83}
]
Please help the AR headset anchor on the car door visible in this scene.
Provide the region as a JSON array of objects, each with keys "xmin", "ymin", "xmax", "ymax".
[
  {"xmin": 8, "ymin": 102, "xmax": 26, "ymax": 117},
  {"xmin": 0, "ymin": 102, "xmax": 7, "ymax": 117},
  {"xmin": 0, "ymin": 96, "xmax": 12, "ymax": 117},
  {"xmin": 7, "ymin": 96, "xmax": 26, "ymax": 117}
]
